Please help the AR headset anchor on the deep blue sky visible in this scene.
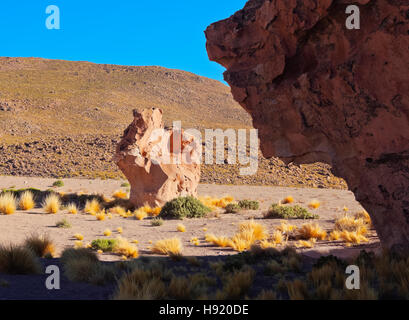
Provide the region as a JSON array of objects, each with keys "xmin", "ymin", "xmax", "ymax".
[{"xmin": 0, "ymin": 0, "xmax": 247, "ymax": 82}]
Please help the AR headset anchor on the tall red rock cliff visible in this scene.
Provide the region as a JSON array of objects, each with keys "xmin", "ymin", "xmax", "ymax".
[{"xmin": 206, "ymin": 0, "xmax": 409, "ymax": 252}]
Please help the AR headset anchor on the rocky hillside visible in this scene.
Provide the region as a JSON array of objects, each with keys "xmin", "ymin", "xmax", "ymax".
[{"xmin": 0, "ymin": 57, "xmax": 346, "ymax": 189}]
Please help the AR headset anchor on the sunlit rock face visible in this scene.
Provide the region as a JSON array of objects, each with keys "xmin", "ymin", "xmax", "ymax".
[
  {"xmin": 115, "ymin": 108, "xmax": 201, "ymax": 207},
  {"xmin": 206, "ymin": 0, "xmax": 409, "ymax": 252}
]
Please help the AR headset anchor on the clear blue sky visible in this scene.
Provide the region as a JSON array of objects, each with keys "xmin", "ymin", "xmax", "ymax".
[{"xmin": 0, "ymin": 0, "xmax": 247, "ymax": 82}]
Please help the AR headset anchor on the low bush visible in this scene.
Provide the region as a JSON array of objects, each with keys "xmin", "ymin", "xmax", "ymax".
[
  {"xmin": 224, "ymin": 203, "xmax": 241, "ymax": 213},
  {"xmin": 91, "ymin": 239, "xmax": 118, "ymax": 252},
  {"xmin": 0, "ymin": 244, "xmax": 42, "ymax": 274},
  {"xmin": 52, "ymin": 180, "xmax": 64, "ymax": 187},
  {"xmin": 238, "ymin": 200, "xmax": 259, "ymax": 210},
  {"xmin": 264, "ymin": 204, "xmax": 319, "ymax": 219},
  {"xmin": 24, "ymin": 234, "xmax": 55, "ymax": 258},
  {"xmin": 160, "ymin": 196, "xmax": 211, "ymax": 219}
]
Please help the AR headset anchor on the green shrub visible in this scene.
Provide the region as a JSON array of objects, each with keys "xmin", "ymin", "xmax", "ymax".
[
  {"xmin": 264, "ymin": 204, "xmax": 318, "ymax": 219},
  {"xmin": 238, "ymin": 200, "xmax": 259, "ymax": 210},
  {"xmin": 52, "ymin": 180, "xmax": 64, "ymax": 187},
  {"xmin": 56, "ymin": 218, "xmax": 71, "ymax": 228},
  {"xmin": 159, "ymin": 196, "xmax": 211, "ymax": 219},
  {"xmin": 151, "ymin": 218, "xmax": 164, "ymax": 226},
  {"xmin": 91, "ymin": 239, "xmax": 118, "ymax": 252},
  {"xmin": 121, "ymin": 182, "xmax": 130, "ymax": 188},
  {"xmin": 225, "ymin": 203, "xmax": 241, "ymax": 213}
]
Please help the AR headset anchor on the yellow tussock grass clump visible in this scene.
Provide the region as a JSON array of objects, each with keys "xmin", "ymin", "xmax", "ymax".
[
  {"xmin": 205, "ymin": 234, "xmax": 232, "ymax": 248},
  {"xmin": 199, "ymin": 195, "xmax": 234, "ymax": 209},
  {"xmin": 177, "ymin": 224, "xmax": 186, "ymax": 232},
  {"xmin": 116, "ymin": 227, "xmax": 123, "ymax": 234},
  {"xmin": 84, "ymin": 199, "xmax": 101, "ymax": 215},
  {"xmin": 24, "ymin": 234, "xmax": 55, "ymax": 258},
  {"xmin": 74, "ymin": 241, "xmax": 83, "ymax": 248},
  {"xmin": 205, "ymin": 220, "xmax": 268, "ymax": 252},
  {"xmin": 96, "ymin": 211, "xmax": 106, "ymax": 221},
  {"xmin": 97, "ymin": 250, "xmax": 103, "ymax": 254},
  {"xmin": 74, "ymin": 233, "xmax": 84, "ymax": 241},
  {"xmin": 67, "ymin": 203, "xmax": 78, "ymax": 214},
  {"xmin": 103, "ymin": 229, "xmax": 112, "ymax": 237},
  {"xmin": 42, "ymin": 194, "xmax": 61, "ymax": 214},
  {"xmin": 259, "ymin": 240, "xmax": 277, "ymax": 249},
  {"xmin": 328, "ymin": 230, "xmax": 342, "ymax": 241},
  {"xmin": 338, "ymin": 230, "xmax": 369, "ymax": 244},
  {"xmin": 113, "ymin": 190, "xmax": 128, "ymax": 199},
  {"xmin": 19, "ymin": 191, "xmax": 35, "ymax": 211},
  {"xmin": 0, "ymin": 193, "xmax": 17, "ymax": 215},
  {"xmin": 271, "ymin": 230, "xmax": 284, "ymax": 245},
  {"xmin": 308, "ymin": 199, "xmax": 321, "ymax": 209},
  {"xmin": 138, "ymin": 205, "xmax": 161, "ymax": 217},
  {"xmin": 110, "ymin": 206, "xmax": 126, "ymax": 216},
  {"xmin": 277, "ymin": 221, "xmax": 297, "ymax": 234},
  {"xmin": 114, "ymin": 236, "xmax": 139, "ymax": 258},
  {"xmin": 152, "ymin": 237, "xmax": 182, "ymax": 256},
  {"xmin": 238, "ymin": 220, "xmax": 268, "ymax": 241},
  {"xmin": 297, "ymin": 223, "xmax": 327, "ymax": 240},
  {"xmin": 295, "ymin": 239, "xmax": 316, "ymax": 248},
  {"xmin": 334, "ymin": 215, "xmax": 367, "ymax": 234},
  {"xmin": 354, "ymin": 210, "xmax": 372, "ymax": 226},
  {"xmin": 282, "ymin": 196, "xmax": 294, "ymax": 204},
  {"xmin": 134, "ymin": 209, "xmax": 147, "ymax": 221}
]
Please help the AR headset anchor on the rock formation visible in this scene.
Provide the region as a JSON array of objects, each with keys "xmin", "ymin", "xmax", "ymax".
[
  {"xmin": 114, "ymin": 108, "xmax": 201, "ymax": 207},
  {"xmin": 206, "ymin": 0, "xmax": 409, "ymax": 252}
]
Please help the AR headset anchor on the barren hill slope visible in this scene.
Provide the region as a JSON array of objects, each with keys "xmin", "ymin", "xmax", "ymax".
[
  {"xmin": 0, "ymin": 57, "xmax": 346, "ymax": 189},
  {"xmin": 0, "ymin": 57, "xmax": 251, "ymax": 142}
]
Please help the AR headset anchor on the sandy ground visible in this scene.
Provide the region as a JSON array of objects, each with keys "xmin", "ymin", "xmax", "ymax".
[{"xmin": 0, "ymin": 176, "xmax": 380, "ymax": 261}]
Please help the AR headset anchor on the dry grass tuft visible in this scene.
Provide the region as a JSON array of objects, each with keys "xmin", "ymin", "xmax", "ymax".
[
  {"xmin": 114, "ymin": 269, "xmax": 167, "ymax": 300},
  {"xmin": 152, "ymin": 237, "xmax": 182, "ymax": 256},
  {"xmin": 199, "ymin": 195, "xmax": 234, "ymax": 210},
  {"xmin": 134, "ymin": 209, "xmax": 147, "ymax": 221},
  {"xmin": 297, "ymin": 223, "xmax": 327, "ymax": 240},
  {"xmin": 0, "ymin": 193, "xmax": 17, "ymax": 215},
  {"xmin": 19, "ymin": 191, "xmax": 35, "ymax": 211},
  {"xmin": 66, "ymin": 203, "xmax": 78, "ymax": 214},
  {"xmin": 177, "ymin": 224, "xmax": 186, "ymax": 233},
  {"xmin": 113, "ymin": 189, "xmax": 128, "ymax": 200},
  {"xmin": 295, "ymin": 239, "xmax": 317, "ymax": 248},
  {"xmin": 0, "ymin": 244, "xmax": 42, "ymax": 274},
  {"xmin": 354, "ymin": 210, "xmax": 372, "ymax": 226},
  {"xmin": 24, "ymin": 234, "xmax": 55, "ymax": 258},
  {"xmin": 308, "ymin": 199, "xmax": 321, "ymax": 209},
  {"xmin": 276, "ymin": 221, "xmax": 297, "ymax": 235},
  {"xmin": 113, "ymin": 236, "xmax": 139, "ymax": 258},
  {"xmin": 139, "ymin": 205, "xmax": 161, "ymax": 217},
  {"xmin": 42, "ymin": 194, "xmax": 61, "ymax": 214},
  {"xmin": 84, "ymin": 199, "xmax": 101, "ymax": 215},
  {"xmin": 216, "ymin": 267, "xmax": 255, "ymax": 299},
  {"xmin": 205, "ymin": 234, "xmax": 232, "ymax": 248},
  {"xmin": 103, "ymin": 229, "xmax": 112, "ymax": 237},
  {"xmin": 74, "ymin": 233, "xmax": 84, "ymax": 241},
  {"xmin": 238, "ymin": 220, "xmax": 268, "ymax": 241},
  {"xmin": 282, "ymin": 196, "xmax": 294, "ymax": 204},
  {"xmin": 96, "ymin": 211, "xmax": 106, "ymax": 221},
  {"xmin": 74, "ymin": 241, "xmax": 83, "ymax": 248}
]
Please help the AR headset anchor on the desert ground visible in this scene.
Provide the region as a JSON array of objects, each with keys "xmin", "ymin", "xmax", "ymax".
[{"xmin": 0, "ymin": 176, "xmax": 380, "ymax": 261}]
